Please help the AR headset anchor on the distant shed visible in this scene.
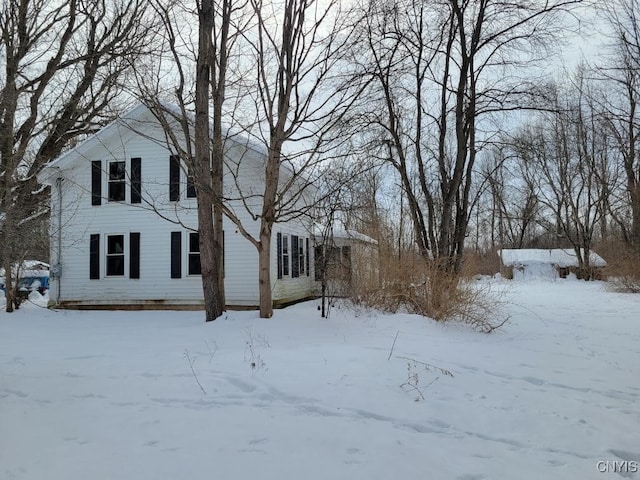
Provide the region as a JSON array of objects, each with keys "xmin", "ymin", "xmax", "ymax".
[{"xmin": 498, "ymin": 249, "xmax": 607, "ymax": 280}]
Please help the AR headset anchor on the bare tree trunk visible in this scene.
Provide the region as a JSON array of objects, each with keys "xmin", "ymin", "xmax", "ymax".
[
  {"xmin": 256, "ymin": 136, "xmax": 282, "ymax": 317},
  {"xmin": 210, "ymin": 0, "xmax": 232, "ymax": 309},
  {"xmin": 196, "ymin": 0, "xmax": 224, "ymax": 321},
  {"xmin": 258, "ymin": 226, "xmax": 273, "ymax": 318},
  {"xmin": 2, "ymin": 257, "xmax": 15, "ymax": 313},
  {"xmin": 631, "ymin": 186, "xmax": 640, "ymax": 250}
]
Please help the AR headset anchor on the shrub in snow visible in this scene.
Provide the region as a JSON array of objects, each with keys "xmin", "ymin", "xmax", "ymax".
[
  {"xmin": 349, "ymin": 255, "xmax": 510, "ymax": 333},
  {"xmin": 600, "ymin": 242, "xmax": 640, "ymax": 293}
]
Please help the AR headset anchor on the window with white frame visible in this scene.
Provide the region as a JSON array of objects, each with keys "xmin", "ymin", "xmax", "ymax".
[
  {"xmin": 106, "ymin": 234, "xmax": 125, "ymax": 276},
  {"xmin": 108, "ymin": 161, "xmax": 126, "ymax": 201}
]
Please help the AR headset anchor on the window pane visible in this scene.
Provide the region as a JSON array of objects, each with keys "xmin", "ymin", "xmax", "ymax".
[
  {"xmin": 189, "ymin": 232, "xmax": 200, "ymax": 253},
  {"xmin": 109, "ymin": 161, "xmax": 126, "ymax": 180},
  {"xmin": 107, "ymin": 255, "xmax": 124, "ymax": 276},
  {"xmin": 189, "ymin": 253, "xmax": 201, "ymax": 275},
  {"xmin": 108, "ymin": 182, "xmax": 125, "ymax": 202},
  {"xmin": 187, "ymin": 169, "xmax": 197, "ymax": 198},
  {"xmin": 108, "ymin": 235, "xmax": 124, "ymax": 254}
]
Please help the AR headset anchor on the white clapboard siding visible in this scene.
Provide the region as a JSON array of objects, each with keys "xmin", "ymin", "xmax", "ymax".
[{"xmin": 41, "ymin": 104, "xmax": 316, "ymax": 308}]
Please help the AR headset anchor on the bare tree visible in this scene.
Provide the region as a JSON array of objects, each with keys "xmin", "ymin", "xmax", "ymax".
[
  {"xmin": 132, "ymin": 0, "xmax": 253, "ymax": 321},
  {"xmin": 221, "ymin": 0, "xmax": 358, "ymax": 318},
  {"xmin": 194, "ymin": 0, "xmax": 225, "ymax": 321},
  {"xmin": 511, "ymin": 74, "xmax": 611, "ymax": 278},
  {"xmin": 349, "ymin": 0, "xmax": 581, "ymax": 276},
  {"xmin": 600, "ymin": 0, "xmax": 640, "ymax": 250},
  {"xmin": 133, "ymin": 0, "xmax": 356, "ymax": 318},
  {"xmin": 0, "ymin": 0, "xmax": 153, "ymax": 312},
  {"xmin": 480, "ymin": 148, "xmax": 541, "ymax": 251}
]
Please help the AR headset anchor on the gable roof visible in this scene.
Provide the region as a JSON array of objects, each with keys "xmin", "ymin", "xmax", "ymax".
[
  {"xmin": 37, "ymin": 103, "xmax": 152, "ymax": 184},
  {"xmin": 498, "ymin": 248, "xmax": 607, "ymax": 268},
  {"xmin": 312, "ymin": 222, "xmax": 378, "ymax": 245},
  {"xmin": 37, "ymin": 102, "xmax": 313, "ymax": 192}
]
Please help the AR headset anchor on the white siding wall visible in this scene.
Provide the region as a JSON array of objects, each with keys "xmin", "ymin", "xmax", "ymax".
[{"xmin": 47, "ymin": 108, "xmax": 315, "ymax": 308}]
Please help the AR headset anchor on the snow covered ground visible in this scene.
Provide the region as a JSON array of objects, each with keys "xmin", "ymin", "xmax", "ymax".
[{"xmin": 1, "ymin": 280, "xmax": 639, "ymax": 480}]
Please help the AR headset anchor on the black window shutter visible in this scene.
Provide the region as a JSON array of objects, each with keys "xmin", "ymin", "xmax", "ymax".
[
  {"xmin": 91, "ymin": 161, "xmax": 102, "ymax": 205},
  {"xmin": 171, "ymin": 231, "xmax": 182, "ymax": 278},
  {"xmin": 89, "ymin": 234, "xmax": 100, "ymax": 279},
  {"xmin": 130, "ymin": 232, "xmax": 140, "ymax": 279},
  {"xmin": 169, "ymin": 155, "xmax": 180, "ymax": 201},
  {"xmin": 292, "ymin": 235, "xmax": 299, "ymax": 278},
  {"xmin": 306, "ymin": 238, "xmax": 310, "ymax": 276},
  {"xmin": 131, "ymin": 157, "xmax": 141, "ymax": 204},
  {"xmin": 277, "ymin": 232, "xmax": 282, "ymax": 279}
]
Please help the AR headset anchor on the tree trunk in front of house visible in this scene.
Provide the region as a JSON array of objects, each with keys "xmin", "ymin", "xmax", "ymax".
[
  {"xmin": 1, "ymin": 69, "xmax": 17, "ymax": 313},
  {"xmin": 197, "ymin": 189, "xmax": 224, "ymax": 321},
  {"xmin": 213, "ymin": 185, "xmax": 225, "ymax": 309},
  {"xmin": 256, "ymin": 132, "xmax": 282, "ymax": 318},
  {"xmin": 195, "ymin": 0, "xmax": 223, "ymax": 322},
  {"xmin": 258, "ymin": 224, "xmax": 273, "ymax": 318},
  {"xmin": 210, "ymin": 0, "xmax": 231, "ymax": 310},
  {"xmin": 3, "ymin": 256, "xmax": 15, "ymax": 313}
]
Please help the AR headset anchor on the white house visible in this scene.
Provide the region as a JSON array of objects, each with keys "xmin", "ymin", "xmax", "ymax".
[
  {"xmin": 37, "ymin": 104, "xmax": 318, "ymax": 309},
  {"xmin": 498, "ymin": 248, "xmax": 607, "ymax": 281}
]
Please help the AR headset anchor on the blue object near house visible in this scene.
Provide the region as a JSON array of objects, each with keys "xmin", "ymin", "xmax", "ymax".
[{"xmin": 0, "ymin": 260, "xmax": 50, "ymax": 296}]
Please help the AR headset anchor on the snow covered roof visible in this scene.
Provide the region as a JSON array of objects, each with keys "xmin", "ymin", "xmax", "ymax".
[
  {"xmin": 0, "ymin": 260, "xmax": 50, "ymax": 278},
  {"xmin": 498, "ymin": 249, "xmax": 607, "ymax": 268},
  {"xmin": 38, "ymin": 102, "xmax": 311, "ymax": 190},
  {"xmin": 312, "ymin": 222, "xmax": 378, "ymax": 245}
]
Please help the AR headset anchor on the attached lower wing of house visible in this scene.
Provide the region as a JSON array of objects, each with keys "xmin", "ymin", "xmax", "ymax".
[{"xmin": 37, "ymin": 103, "xmax": 319, "ymax": 309}]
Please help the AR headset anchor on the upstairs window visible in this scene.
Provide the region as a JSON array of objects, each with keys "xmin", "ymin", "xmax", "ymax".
[
  {"xmin": 108, "ymin": 161, "xmax": 126, "ymax": 202},
  {"xmin": 188, "ymin": 232, "xmax": 201, "ymax": 275},
  {"xmin": 106, "ymin": 234, "xmax": 125, "ymax": 276},
  {"xmin": 186, "ymin": 168, "xmax": 197, "ymax": 198}
]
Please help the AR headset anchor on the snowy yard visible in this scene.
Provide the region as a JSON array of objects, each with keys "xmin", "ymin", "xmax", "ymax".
[{"xmin": 1, "ymin": 280, "xmax": 639, "ymax": 480}]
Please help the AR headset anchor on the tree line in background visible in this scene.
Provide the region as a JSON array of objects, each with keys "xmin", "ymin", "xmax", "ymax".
[{"xmin": 2, "ymin": 0, "xmax": 640, "ymax": 317}]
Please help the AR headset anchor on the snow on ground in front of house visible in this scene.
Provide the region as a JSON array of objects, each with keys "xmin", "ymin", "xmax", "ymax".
[{"xmin": 1, "ymin": 281, "xmax": 639, "ymax": 480}]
